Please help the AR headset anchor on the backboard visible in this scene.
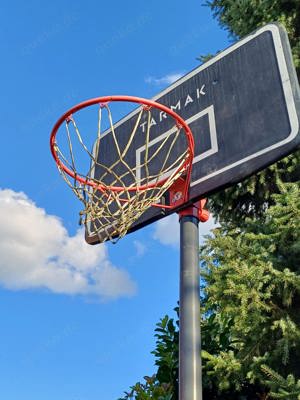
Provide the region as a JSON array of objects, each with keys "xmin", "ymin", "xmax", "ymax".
[{"xmin": 86, "ymin": 23, "xmax": 300, "ymax": 244}]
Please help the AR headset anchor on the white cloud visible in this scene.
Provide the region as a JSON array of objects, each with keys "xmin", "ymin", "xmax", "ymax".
[
  {"xmin": 0, "ymin": 189, "xmax": 136, "ymax": 300},
  {"xmin": 153, "ymin": 214, "xmax": 180, "ymax": 247},
  {"xmin": 145, "ymin": 72, "xmax": 185, "ymax": 86},
  {"xmin": 133, "ymin": 240, "xmax": 147, "ymax": 257},
  {"xmin": 153, "ymin": 213, "xmax": 218, "ymax": 248}
]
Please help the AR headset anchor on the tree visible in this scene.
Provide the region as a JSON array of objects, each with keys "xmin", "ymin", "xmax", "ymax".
[
  {"xmin": 198, "ymin": 4, "xmax": 300, "ymax": 397},
  {"xmin": 204, "ymin": 0, "xmax": 300, "ymax": 75},
  {"xmin": 201, "ymin": 182, "xmax": 300, "ymax": 398},
  {"xmin": 261, "ymin": 365, "xmax": 300, "ymax": 399}
]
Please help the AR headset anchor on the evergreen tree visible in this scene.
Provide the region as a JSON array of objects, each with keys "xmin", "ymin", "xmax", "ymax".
[
  {"xmin": 198, "ymin": 3, "xmax": 300, "ymax": 397},
  {"xmin": 201, "ymin": 182, "xmax": 300, "ymax": 398}
]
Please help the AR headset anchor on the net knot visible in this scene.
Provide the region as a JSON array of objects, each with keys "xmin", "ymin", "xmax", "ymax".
[
  {"xmin": 142, "ymin": 104, "xmax": 152, "ymax": 111},
  {"xmin": 66, "ymin": 115, "xmax": 74, "ymax": 124}
]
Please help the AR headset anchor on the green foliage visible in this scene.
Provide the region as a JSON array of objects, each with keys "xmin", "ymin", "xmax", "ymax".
[
  {"xmin": 196, "ymin": 53, "xmax": 217, "ymax": 64},
  {"xmin": 202, "ymin": 349, "xmax": 243, "ymax": 392},
  {"xmin": 207, "ymin": 150, "xmax": 300, "ymax": 226},
  {"xmin": 203, "ymin": 0, "xmax": 300, "ymax": 73},
  {"xmin": 201, "ymin": 183, "xmax": 300, "ymax": 396},
  {"xmin": 118, "ymin": 314, "xmax": 178, "ymax": 400},
  {"xmin": 151, "ymin": 314, "xmax": 179, "ymax": 393},
  {"xmin": 261, "ymin": 365, "xmax": 300, "ymax": 399},
  {"xmin": 118, "ymin": 375, "xmax": 173, "ymax": 400}
]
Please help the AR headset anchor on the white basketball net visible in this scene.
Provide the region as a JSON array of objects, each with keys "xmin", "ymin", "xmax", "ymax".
[{"xmin": 53, "ymin": 103, "xmax": 191, "ymax": 242}]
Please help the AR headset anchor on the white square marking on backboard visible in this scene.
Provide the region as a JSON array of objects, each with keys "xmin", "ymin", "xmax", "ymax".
[{"xmin": 135, "ymin": 105, "xmax": 218, "ymax": 185}]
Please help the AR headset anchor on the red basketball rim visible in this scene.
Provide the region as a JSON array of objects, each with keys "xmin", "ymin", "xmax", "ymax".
[{"xmin": 50, "ymin": 95, "xmax": 194, "ymax": 192}]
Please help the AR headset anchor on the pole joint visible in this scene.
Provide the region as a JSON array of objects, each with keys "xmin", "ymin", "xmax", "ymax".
[{"xmin": 178, "ymin": 199, "xmax": 210, "ymax": 222}]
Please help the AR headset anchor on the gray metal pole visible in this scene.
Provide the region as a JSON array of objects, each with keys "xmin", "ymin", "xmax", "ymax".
[{"xmin": 179, "ymin": 213, "xmax": 202, "ymax": 400}]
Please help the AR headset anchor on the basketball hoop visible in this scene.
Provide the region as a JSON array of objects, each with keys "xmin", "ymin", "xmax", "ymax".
[{"xmin": 50, "ymin": 95, "xmax": 194, "ymax": 242}]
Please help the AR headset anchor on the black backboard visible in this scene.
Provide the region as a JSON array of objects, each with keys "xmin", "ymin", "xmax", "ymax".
[{"xmin": 86, "ymin": 23, "xmax": 300, "ymax": 244}]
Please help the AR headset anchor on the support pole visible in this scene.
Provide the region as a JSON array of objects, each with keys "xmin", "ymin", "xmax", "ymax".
[{"xmin": 178, "ymin": 201, "xmax": 209, "ymax": 400}]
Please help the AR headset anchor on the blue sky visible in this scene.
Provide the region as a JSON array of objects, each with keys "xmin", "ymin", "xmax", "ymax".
[{"xmin": 0, "ymin": 1, "xmax": 229, "ymax": 399}]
